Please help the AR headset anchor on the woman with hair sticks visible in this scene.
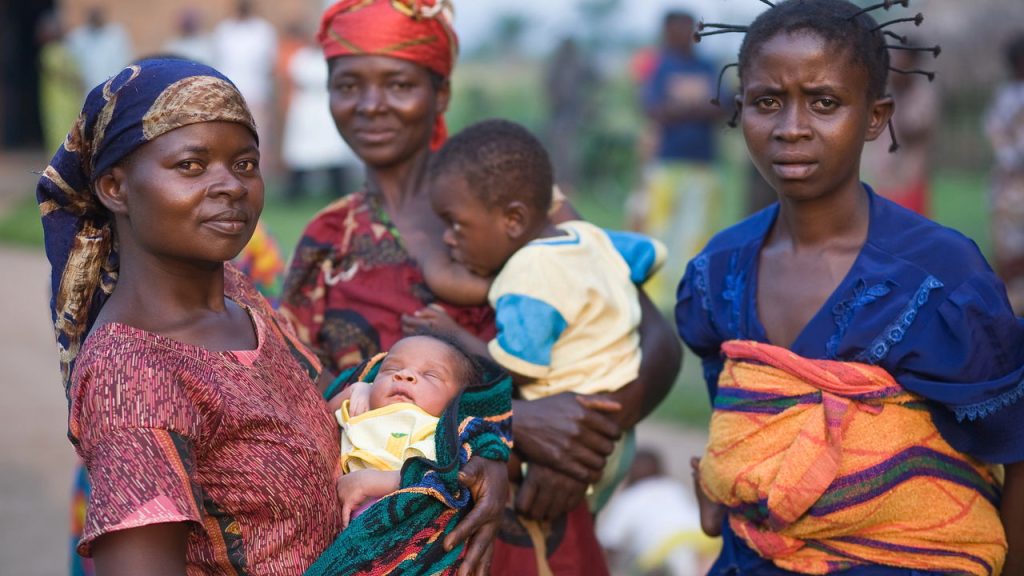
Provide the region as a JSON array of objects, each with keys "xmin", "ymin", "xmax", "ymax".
[
  {"xmin": 280, "ymin": 1, "xmax": 682, "ymax": 573},
  {"xmin": 679, "ymin": 1, "xmax": 1024, "ymax": 574}
]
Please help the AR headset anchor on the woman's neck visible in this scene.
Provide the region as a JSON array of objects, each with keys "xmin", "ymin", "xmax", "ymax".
[
  {"xmin": 366, "ymin": 149, "xmax": 432, "ymax": 212},
  {"xmin": 100, "ymin": 247, "xmax": 229, "ymax": 329},
  {"xmin": 773, "ymin": 183, "xmax": 869, "ymax": 250}
]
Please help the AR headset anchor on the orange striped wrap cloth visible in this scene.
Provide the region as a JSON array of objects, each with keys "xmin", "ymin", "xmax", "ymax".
[{"xmin": 699, "ymin": 340, "xmax": 1006, "ymax": 575}]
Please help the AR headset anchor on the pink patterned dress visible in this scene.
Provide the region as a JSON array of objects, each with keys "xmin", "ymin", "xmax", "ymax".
[{"xmin": 69, "ymin": 269, "xmax": 342, "ymax": 574}]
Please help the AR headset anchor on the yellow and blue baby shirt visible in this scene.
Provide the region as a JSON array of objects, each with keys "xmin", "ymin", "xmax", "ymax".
[{"xmin": 487, "ymin": 220, "xmax": 666, "ymax": 400}]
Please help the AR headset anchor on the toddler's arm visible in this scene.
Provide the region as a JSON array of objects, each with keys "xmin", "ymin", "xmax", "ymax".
[
  {"xmin": 336, "ymin": 469, "xmax": 400, "ymax": 529},
  {"xmin": 420, "ymin": 245, "xmax": 493, "ymax": 306}
]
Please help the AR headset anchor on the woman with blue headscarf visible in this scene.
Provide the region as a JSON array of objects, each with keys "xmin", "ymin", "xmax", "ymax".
[
  {"xmin": 38, "ymin": 58, "xmax": 344, "ymax": 574},
  {"xmin": 41, "ymin": 56, "xmax": 507, "ymax": 576}
]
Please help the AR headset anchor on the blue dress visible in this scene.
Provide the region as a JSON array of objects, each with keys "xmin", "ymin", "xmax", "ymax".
[{"xmin": 675, "ymin": 186, "xmax": 1024, "ymax": 575}]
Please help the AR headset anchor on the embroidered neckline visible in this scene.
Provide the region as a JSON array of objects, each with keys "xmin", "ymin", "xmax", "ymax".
[
  {"xmin": 827, "ymin": 279, "xmax": 895, "ymax": 359},
  {"xmin": 693, "ymin": 254, "xmax": 712, "ymax": 312},
  {"xmin": 855, "ymin": 276, "xmax": 943, "ymax": 365},
  {"xmin": 722, "ymin": 251, "xmax": 746, "ymax": 335}
]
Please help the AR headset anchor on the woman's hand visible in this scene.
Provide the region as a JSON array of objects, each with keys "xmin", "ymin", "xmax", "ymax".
[
  {"xmin": 691, "ymin": 457, "xmax": 725, "ymax": 537},
  {"xmin": 444, "ymin": 456, "xmax": 508, "ymax": 576},
  {"xmin": 515, "ymin": 463, "xmax": 589, "ymax": 522},
  {"xmin": 512, "ymin": 393, "xmax": 622, "ymax": 484},
  {"xmin": 1001, "ymin": 461, "xmax": 1024, "ymax": 574}
]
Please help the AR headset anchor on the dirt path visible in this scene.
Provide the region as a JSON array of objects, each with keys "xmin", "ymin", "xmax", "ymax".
[
  {"xmin": 0, "ymin": 245, "xmax": 77, "ymax": 574},
  {"xmin": 0, "ymin": 243, "xmax": 709, "ymax": 573}
]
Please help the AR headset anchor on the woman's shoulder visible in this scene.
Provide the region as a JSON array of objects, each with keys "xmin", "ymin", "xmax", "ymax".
[
  {"xmin": 76, "ymin": 321, "xmax": 203, "ymax": 375},
  {"xmin": 866, "ymin": 192, "xmax": 992, "ymax": 291},
  {"xmin": 695, "ymin": 205, "xmax": 777, "ymax": 265}
]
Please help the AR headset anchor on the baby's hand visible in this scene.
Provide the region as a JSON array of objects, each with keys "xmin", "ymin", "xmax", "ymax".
[
  {"xmin": 347, "ymin": 381, "xmax": 372, "ymax": 417},
  {"xmin": 336, "ymin": 469, "xmax": 401, "ymax": 529},
  {"xmin": 401, "ymin": 303, "xmax": 460, "ymax": 335}
]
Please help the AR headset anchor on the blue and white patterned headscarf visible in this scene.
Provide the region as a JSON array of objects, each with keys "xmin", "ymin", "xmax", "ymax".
[{"xmin": 36, "ymin": 58, "xmax": 256, "ymax": 397}]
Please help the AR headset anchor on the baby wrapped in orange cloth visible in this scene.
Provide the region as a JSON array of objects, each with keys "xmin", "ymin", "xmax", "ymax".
[{"xmin": 699, "ymin": 340, "xmax": 1005, "ymax": 575}]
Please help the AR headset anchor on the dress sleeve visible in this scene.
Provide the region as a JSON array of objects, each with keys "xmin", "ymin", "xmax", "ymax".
[
  {"xmin": 70, "ymin": 341, "xmax": 210, "ymax": 556},
  {"xmin": 486, "ymin": 250, "xmax": 577, "ymax": 379},
  {"xmin": 895, "ymin": 272, "xmax": 1024, "ymax": 463},
  {"xmin": 488, "ymin": 293, "xmax": 568, "ymax": 379},
  {"xmin": 675, "ymin": 255, "xmax": 725, "ymax": 399},
  {"xmin": 603, "ymin": 228, "xmax": 667, "ymax": 283}
]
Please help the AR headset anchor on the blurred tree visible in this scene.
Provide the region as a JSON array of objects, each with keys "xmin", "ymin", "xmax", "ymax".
[
  {"xmin": 492, "ymin": 12, "xmax": 529, "ymax": 57},
  {"xmin": 575, "ymin": 0, "xmax": 622, "ymax": 54}
]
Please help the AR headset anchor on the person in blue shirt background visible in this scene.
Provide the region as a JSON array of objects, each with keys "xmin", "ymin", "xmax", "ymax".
[{"xmin": 638, "ymin": 11, "xmax": 727, "ymax": 310}]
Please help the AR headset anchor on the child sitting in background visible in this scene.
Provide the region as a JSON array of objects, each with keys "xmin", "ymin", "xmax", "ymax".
[
  {"xmin": 327, "ymin": 333, "xmax": 481, "ymax": 528},
  {"xmin": 597, "ymin": 448, "xmax": 718, "ymax": 576},
  {"xmin": 407, "ymin": 118, "xmax": 666, "ymax": 511}
]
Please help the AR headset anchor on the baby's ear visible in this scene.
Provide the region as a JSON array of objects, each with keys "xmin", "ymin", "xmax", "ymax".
[
  {"xmin": 503, "ymin": 200, "xmax": 530, "ymax": 239},
  {"xmin": 94, "ymin": 167, "xmax": 129, "ymax": 215},
  {"xmin": 865, "ymin": 95, "xmax": 895, "ymax": 142}
]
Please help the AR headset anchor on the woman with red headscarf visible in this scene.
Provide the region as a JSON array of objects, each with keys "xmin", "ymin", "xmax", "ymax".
[{"xmin": 281, "ymin": 2, "xmax": 681, "ymax": 573}]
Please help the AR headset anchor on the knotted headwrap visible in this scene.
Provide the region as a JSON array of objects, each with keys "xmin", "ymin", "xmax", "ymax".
[
  {"xmin": 318, "ymin": 0, "xmax": 458, "ymax": 150},
  {"xmin": 36, "ymin": 58, "xmax": 256, "ymax": 398}
]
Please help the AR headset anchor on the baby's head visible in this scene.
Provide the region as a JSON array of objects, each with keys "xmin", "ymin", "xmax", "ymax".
[
  {"xmin": 428, "ymin": 119, "xmax": 553, "ymax": 277},
  {"xmin": 369, "ymin": 334, "xmax": 481, "ymax": 417}
]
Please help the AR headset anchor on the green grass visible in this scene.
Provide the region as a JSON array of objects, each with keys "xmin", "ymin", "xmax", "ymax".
[{"xmin": 0, "ymin": 195, "xmax": 44, "ymax": 247}]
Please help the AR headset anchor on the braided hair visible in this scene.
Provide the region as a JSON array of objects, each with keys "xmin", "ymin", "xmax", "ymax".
[{"xmin": 696, "ymin": 0, "xmax": 938, "ymax": 151}]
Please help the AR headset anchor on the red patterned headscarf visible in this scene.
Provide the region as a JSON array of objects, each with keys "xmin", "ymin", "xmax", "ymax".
[{"xmin": 319, "ymin": 0, "xmax": 458, "ymax": 150}]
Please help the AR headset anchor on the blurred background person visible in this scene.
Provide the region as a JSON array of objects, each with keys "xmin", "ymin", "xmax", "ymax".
[
  {"xmin": 65, "ymin": 6, "xmax": 133, "ymax": 90},
  {"xmin": 985, "ymin": 32, "xmax": 1024, "ymax": 315},
  {"xmin": 597, "ymin": 448, "xmax": 717, "ymax": 576},
  {"xmin": 636, "ymin": 10, "xmax": 725, "ymax": 310},
  {"xmin": 36, "ymin": 9, "xmax": 82, "ymax": 155},
  {"xmin": 162, "ymin": 8, "xmax": 213, "ymax": 64},
  {"xmin": 862, "ymin": 41, "xmax": 940, "ymax": 216},
  {"xmin": 544, "ymin": 36, "xmax": 596, "ymax": 197},
  {"xmin": 279, "ymin": 28, "xmax": 357, "ymax": 203},
  {"xmin": 212, "ymin": 0, "xmax": 277, "ymax": 147}
]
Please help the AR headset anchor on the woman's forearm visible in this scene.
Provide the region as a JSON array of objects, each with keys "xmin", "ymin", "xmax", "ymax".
[
  {"xmin": 92, "ymin": 522, "xmax": 189, "ymax": 576},
  {"xmin": 610, "ymin": 290, "xmax": 682, "ymax": 428}
]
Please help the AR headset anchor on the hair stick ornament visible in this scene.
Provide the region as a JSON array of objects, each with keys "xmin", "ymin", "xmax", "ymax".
[
  {"xmin": 848, "ymin": 0, "xmax": 909, "ymax": 20},
  {"xmin": 872, "ymin": 13, "xmax": 924, "ymax": 32},
  {"xmin": 711, "ymin": 63, "xmax": 739, "ymax": 106}
]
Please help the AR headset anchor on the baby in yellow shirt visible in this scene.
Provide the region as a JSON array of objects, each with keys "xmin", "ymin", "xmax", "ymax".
[{"xmin": 328, "ymin": 334, "xmax": 481, "ymax": 527}]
